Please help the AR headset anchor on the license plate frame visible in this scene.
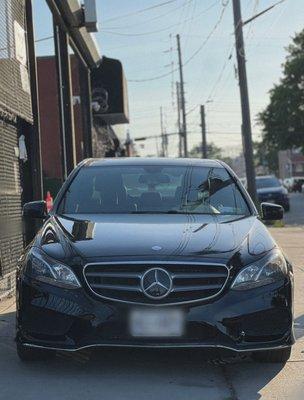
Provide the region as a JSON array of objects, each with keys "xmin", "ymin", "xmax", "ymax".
[{"xmin": 129, "ymin": 308, "xmax": 185, "ymax": 338}]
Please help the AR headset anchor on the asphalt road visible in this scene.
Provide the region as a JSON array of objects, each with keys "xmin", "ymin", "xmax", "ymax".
[{"xmin": 0, "ymin": 196, "xmax": 303, "ymax": 400}]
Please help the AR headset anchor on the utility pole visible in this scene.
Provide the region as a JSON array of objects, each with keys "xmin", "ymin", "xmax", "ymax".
[
  {"xmin": 155, "ymin": 137, "xmax": 160, "ymax": 157},
  {"xmin": 125, "ymin": 130, "xmax": 132, "ymax": 157},
  {"xmin": 232, "ymin": 0, "xmax": 257, "ymax": 203},
  {"xmin": 160, "ymin": 106, "xmax": 166, "ymax": 157},
  {"xmin": 200, "ymin": 105, "xmax": 207, "ymax": 158},
  {"xmin": 176, "ymin": 81, "xmax": 183, "ymax": 157},
  {"xmin": 176, "ymin": 34, "xmax": 188, "ymax": 157}
]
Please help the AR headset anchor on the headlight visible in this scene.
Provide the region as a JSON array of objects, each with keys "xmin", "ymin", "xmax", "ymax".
[
  {"xmin": 231, "ymin": 250, "xmax": 287, "ymax": 291},
  {"xmin": 25, "ymin": 248, "xmax": 81, "ymax": 289}
]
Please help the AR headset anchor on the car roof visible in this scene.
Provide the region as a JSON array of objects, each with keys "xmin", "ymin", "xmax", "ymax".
[
  {"xmin": 83, "ymin": 157, "xmax": 223, "ymax": 168},
  {"xmin": 256, "ymin": 175, "xmax": 277, "ymax": 179}
]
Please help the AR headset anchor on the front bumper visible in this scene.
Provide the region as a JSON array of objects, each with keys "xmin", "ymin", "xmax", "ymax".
[{"xmin": 16, "ymin": 275, "xmax": 294, "ymax": 353}]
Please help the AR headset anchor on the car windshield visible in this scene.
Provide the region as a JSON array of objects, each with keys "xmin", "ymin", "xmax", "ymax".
[
  {"xmin": 58, "ymin": 165, "xmax": 250, "ymax": 216},
  {"xmin": 256, "ymin": 177, "xmax": 281, "ymax": 189}
]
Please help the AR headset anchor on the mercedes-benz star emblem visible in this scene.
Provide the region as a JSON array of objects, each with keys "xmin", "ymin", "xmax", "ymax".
[{"xmin": 141, "ymin": 268, "xmax": 172, "ymax": 300}]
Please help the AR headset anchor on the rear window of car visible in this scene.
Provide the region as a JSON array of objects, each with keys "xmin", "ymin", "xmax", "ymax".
[
  {"xmin": 58, "ymin": 165, "xmax": 251, "ymax": 216},
  {"xmin": 256, "ymin": 177, "xmax": 281, "ymax": 189}
]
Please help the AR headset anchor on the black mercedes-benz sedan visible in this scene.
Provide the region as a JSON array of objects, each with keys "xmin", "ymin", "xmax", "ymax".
[{"xmin": 16, "ymin": 158, "xmax": 294, "ymax": 363}]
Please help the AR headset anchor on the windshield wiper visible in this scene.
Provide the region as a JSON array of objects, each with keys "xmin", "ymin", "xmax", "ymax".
[
  {"xmin": 130, "ymin": 210, "xmax": 186, "ymax": 214},
  {"xmin": 129, "ymin": 210, "xmax": 216, "ymax": 215}
]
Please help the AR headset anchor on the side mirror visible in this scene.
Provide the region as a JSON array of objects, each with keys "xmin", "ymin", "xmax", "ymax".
[
  {"xmin": 23, "ymin": 201, "xmax": 47, "ymax": 219},
  {"xmin": 261, "ymin": 202, "xmax": 283, "ymax": 221}
]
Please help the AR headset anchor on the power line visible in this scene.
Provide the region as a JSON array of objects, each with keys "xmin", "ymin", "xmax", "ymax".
[
  {"xmin": 101, "ymin": 23, "xmax": 181, "ymax": 37},
  {"xmin": 101, "ymin": 1, "xmax": 219, "ymax": 38},
  {"xmin": 35, "ymin": 35, "xmax": 54, "ymax": 43},
  {"xmin": 0, "ymin": 34, "xmax": 54, "ymax": 52},
  {"xmin": 205, "ymin": 44, "xmax": 234, "ymax": 103},
  {"xmin": 242, "ymin": 0, "xmax": 287, "ymax": 26},
  {"xmin": 185, "ymin": 0, "xmax": 284, "ymax": 116},
  {"xmin": 128, "ymin": 68, "xmax": 177, "ymax": 83},
  {"xmin": 173, "ymin": 0, "xmax": 196, "ymax": 42},
  {"xmin": 186, "ymin": 103, "xmax": 200, "ymax": 115},
  {"xmin": 245, "ymin": 0, "xmax": 259, "ymax": 40},
  {"xmin": 246, "ymin": 0, "xmax": 288, "ymax": 56},
  {"xmin": 134, "ymin": 130, "xmax": 261, "ymax": 140},
  {"xmin": 183, "ymin": 0, "xmax": 229, "ymax": 67},
  {"xmin": 128, "ymin": 1, "xmax": 229, "ymax": 83},
  {"xmin": 103, "ymin": 0, "xmax": 194, "ymax": 30},
  {"xmin": 103, "ymin": 0, "xmax": 179, "ymax": 23},
  {"xmin": 178, "ymin": 0, "xmax": 195, "ymax": 37},
  {"xmin": 186, "ymin": 11, "xmax": 233, "ymax": 114},
  {"xmin": 182, "ymin": 0, "xmax": 199, "ymax": 55}
]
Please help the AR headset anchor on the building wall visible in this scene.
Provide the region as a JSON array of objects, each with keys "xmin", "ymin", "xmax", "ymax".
[
  {"xmin": 37, "ymin": 56, "xmax": 85, "ymax": 195},
  {"xmin": 0, "ymin": 118, "xmax": 24, "ymax": 299},
  {"xmin": 278, "ymin": 149, "xmax": 304, "ymax": 179},
  {"xmin": 0, "ymin": 0, "xmax": 32, "ymax": 298},
  {"xmin": 37, "ymin": 56, "xmax": 123, "ymax": 196},
  {"xmin": 37, "ymin": 57, "xmax": 62, "ymax": 181}
]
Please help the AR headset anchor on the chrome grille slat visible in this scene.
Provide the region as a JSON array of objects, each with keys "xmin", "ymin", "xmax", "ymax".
[
  {"xmin": 84, "ymin": 262, "xmax": 229, "ymax": 305},
  {"xmin": 90, "ymin": 283, "xmax": 141, "ymax": 292},
  {"xmin": 172, "ymin": 284, "xmax": 222, "ymax": 292},
  {"xmin": 86, "ymin": 272, "xmax": 141, "ymax": 279},
  {"xmin": 172, "ymin": 272, "xmax": 227, "ymax": 279}
]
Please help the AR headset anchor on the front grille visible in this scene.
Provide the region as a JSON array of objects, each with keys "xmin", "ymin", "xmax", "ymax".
[{"xmin": 84, "ymin": 262, "xmax": 229, "ymax": 305}]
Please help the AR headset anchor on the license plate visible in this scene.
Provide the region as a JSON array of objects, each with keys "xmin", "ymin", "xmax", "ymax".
[{"xmin": 129, "ymin": 308, "xmax": 185, "ymax": 337}]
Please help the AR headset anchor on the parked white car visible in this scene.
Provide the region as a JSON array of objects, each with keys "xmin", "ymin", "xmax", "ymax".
[
  {"xmin": 283, "ymin": 177, "xmax": 304, "ymax": 192},
  {"xmin": 283, "ymin": 178, "xmax": 294, "ymax": 192}
]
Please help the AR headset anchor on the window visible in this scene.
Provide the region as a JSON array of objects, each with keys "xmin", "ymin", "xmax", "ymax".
[
  {"xmin": 256, "ymin": 177, "xmax": 281, "ymax": 189},
  {"xmin": 58, "ymin": 165, "xmax": 250, "ymax": 216}
]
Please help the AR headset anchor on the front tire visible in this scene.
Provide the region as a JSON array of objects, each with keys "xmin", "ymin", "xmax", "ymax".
[
  {"xmin": 17, "ymin": 343, "xmax": 56, "ymax": 362},
  {"xmin": 251, "ymin": 347, "xmax": 291, "ymax": 363}
]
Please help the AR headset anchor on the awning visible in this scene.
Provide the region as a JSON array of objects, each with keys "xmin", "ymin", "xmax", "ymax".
[{"xmin": 46, "ymin": 0, "xmax": 101, "ymax": 68}]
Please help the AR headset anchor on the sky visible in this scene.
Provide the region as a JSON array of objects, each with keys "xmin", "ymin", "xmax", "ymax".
[{"xmin": 32, "ymin": 0, "xmax": 304, "ymax": 158}]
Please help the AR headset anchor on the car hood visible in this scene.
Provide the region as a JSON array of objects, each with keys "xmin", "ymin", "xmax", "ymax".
[{"xmin": 40, "ymin": 214, "xmax": 276, "ymax": 263}]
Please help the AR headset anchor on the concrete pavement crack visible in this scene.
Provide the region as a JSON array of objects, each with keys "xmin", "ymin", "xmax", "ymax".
[{"xmin": 220, "ymin": 365, "xmax": 239, "ymax": 400}]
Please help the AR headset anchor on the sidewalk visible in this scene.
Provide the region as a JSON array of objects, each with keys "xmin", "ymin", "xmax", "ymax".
[
  {"xmin": 0, "ymin": 296, "xmax": 15, "ymax": 314},
  {"xmin": 270, "ymin": 226, "xmax": 304, "ymax": 342},
  {"xmin": 269, "ymin": 226, "xmax": 304, "ymax": 266},
  {"xmin": 0, "ymin": 295, "xmax": 15, "ymax": 353}
]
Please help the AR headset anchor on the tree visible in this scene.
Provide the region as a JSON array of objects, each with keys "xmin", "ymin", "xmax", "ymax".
[
  {"xmin": 258, "ymin": 29, "xmax": 304, "ymax": 172},
  {"xmin": 189, "ymin": 142, "xmax": 222, "ymax": 159},
  {"xmin": 253, "ymin": 141, "xmax": 278, "ymax": 175},
  {"xmin": 189, "ymin": 142, "xmax": 233, "ymax": 165}
]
